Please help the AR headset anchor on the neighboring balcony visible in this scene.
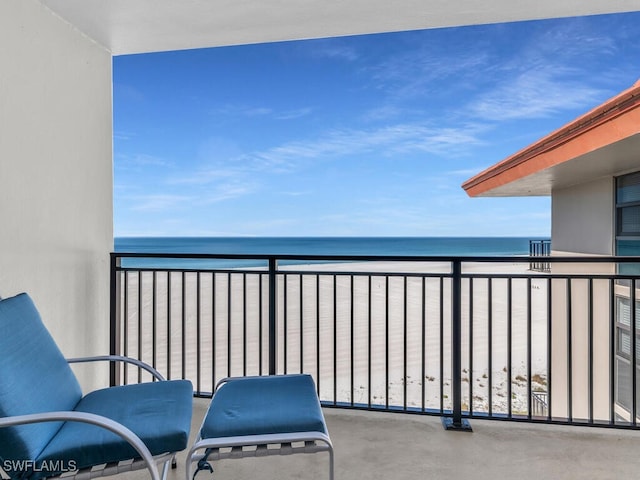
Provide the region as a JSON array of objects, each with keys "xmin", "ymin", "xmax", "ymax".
[
  {"xmin": 528, "ymin": 239, "xmax": 551, "ymax": 273},
  {"xmin": 111, "ymin": 252, "xmax": 640, "ymax": 478}
]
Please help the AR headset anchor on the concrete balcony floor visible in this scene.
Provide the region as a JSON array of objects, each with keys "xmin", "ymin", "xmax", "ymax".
[{"xmin": 132, "ymin": 398, "xmax": 640, "ymax": 480}]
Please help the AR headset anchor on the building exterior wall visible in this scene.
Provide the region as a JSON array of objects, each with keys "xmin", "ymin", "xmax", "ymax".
[
  {"xmin": 0, "ymin": 0, "xmax": 112, "ymax": 391},
  {"xmin": 551, "ymin": 177, "xmax": 614, "ymax": 256},
  {"xmin": 546, "ymin": 276, "xmax": 614, "ymax": 422},
  {"xmin": 549, "ymin": 178, "xmax": 615, "ymax": 419},
  {"xmin": 549, "ymin": 176, "xmax": 631, "ymax": 422}
]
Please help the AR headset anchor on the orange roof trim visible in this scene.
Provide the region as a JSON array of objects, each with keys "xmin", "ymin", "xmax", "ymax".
[{"xmin": 462, "ymin": 80, "xmax": 640, "ymax": 197}]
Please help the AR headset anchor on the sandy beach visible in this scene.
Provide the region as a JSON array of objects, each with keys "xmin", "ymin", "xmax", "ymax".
[{"xmin": 118, "ymin": 260, "xmax": 551, "ymax": 416}]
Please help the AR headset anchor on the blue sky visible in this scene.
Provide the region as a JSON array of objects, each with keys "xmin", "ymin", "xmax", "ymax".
[{"xmin": 113, "ymin": 12, "xmax": 640, "ymax": 237}]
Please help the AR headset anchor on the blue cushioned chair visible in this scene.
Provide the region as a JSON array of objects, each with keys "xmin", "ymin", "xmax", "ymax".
[
  {"xmin": 187, "ymin": 374, "xmax": 333, "ymax": 480},
  {"xmin": 0, "ymin": 293, "xmax": 193, "ymax": 480}
]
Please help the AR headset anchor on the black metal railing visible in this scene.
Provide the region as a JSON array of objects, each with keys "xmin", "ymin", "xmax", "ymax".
[
  {"xmin": 110, "ymin": 252, "xmax": 640, "ymax": 431},
  {"xmin": 529, "ymin": 240, "xmax": 551, "ymax": 272}
]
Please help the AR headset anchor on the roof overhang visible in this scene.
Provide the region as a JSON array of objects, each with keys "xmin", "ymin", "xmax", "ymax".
[
  {"xmin": 462, "ymin": 81, "xmax": 640, "ymax": 197},
  {"xmin": 41, "ymin": 0, "xmax": 640, "ymax": 55}
]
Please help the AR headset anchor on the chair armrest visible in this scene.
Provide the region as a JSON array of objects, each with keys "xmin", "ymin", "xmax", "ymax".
[
  {"xmin": 67, "ymin": 355, "xmax": 165, "ymax": 381},
  {"xmin": 214, "ymin": 375, "xmax": 268, "ymax": 392},
  {"xmin": 0, "ymin": 411, "xmax": 161, "ymax": 480}
]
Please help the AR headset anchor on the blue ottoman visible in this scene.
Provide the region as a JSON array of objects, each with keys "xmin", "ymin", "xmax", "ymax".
[{"xmin": 187, "ymin": 375, "xmax": 333, "ymax": 480}]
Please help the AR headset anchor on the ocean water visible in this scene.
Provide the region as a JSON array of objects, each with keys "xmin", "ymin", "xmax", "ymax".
[{"xmin": 114, "ymin": 237, "xmax": 548, "ymax": 269}]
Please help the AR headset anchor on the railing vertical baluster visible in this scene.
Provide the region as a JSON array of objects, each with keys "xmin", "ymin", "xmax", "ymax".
[
  {"xmin": 283, "ymin": 273, "xmax": 288, "ymax": 375},
  {"xmin": 243, "ymin": 273, "xmax": 247, "ymax": 377},
  {"xmin": 547, "ymin": 277, "xmax": 553, "ymax": 422},
  {"xmin": 227, "ymin": 273, "xmax": 232, "ymax": 378},
  {"xmin": 137, "ymin": 271, "xmax": 142, "ymax": 384},
  {"xmin": 609, "ymin": 278, "xmax": 615, "ymax": 425},
  {"xmin": 316, "ymin": 275, "xmax": 320, "ymax": 395},
  {"xmin": 567, "ymin": 278, "xmax": 573, "ymax": 422},
  {"xmin": 421, "ymin": 276, "xmax": 426, "ymax": 413},
  {"xmin": 368, "ymin": 276, "xmax": 372, "ymax": 408},
  {"xmin": 443, "ymin": 259, "xmax": 472, "ymax": 431},
  {"xmin": 588, "ymin": 278, "xmax": 594, "ymax": 424},
  {"xmin": 403, "ymin": 276, "xmax": 408, "ymax": 412},
  {"xmin": 152, "ymin": 271, "xmax": 157, "ymax": 377},
  {"xmin": 181, "ymin": 271, "xmax": 186, "ymax": 380},
  {"xmin": 488, "ymin": 278, "xmax": 493, "ymax": 418},
  {"xmin": 268, "ymin": 258, "xmax": 278, "ymax": 376},
  {"xmin": 109, "ymin": 255, "xmax": 121, "ymax": 387},
  {"xmin": 507, "ymin": 278, "xmax": 513, "ymax": 419},
  {"xmin": 440, "ymin": 277, "xmax": 444, "ymax": 415},
  {"xmin": 632, "ymin": 278, "xmax": 637, "ymax": 425},
  {"xmin": 385, "ymin": 275, "xmax": 389, "ymax": 410},
  {"xmin": 123, "ymin": 271, "xmax": 129, "ymax": 384},
  {"xmin": 300, "ymin": 274, "xmax": 305, "ymax": 374},
  {"xmin": 527, "ymin": 277, "xmax": 532, "ymax": 420},
  {"xmin": 167, "ymin": 272, "xmax": 171, "ymax": 381},
  {"xmin": 316, "ymin": 274, "xmax": 321, "ymax": 396},
  {"xmin": 258, "ymin": 273, "xmax": 263, "ymax": 376},
  {"xmin": 333, "ymin": 274, "xmax": 338, "ymax": 406},
  {"xmin": 350, "ymin": 275, "xmax": 355, "ymax": 407},
  {"xmin": 196, "ymin": 272, "xmax": 201, "ymax": 394},
  {"xmin": 469, "ymin": 278, "xmax": 474, "ymax": 416},
  {"xmin": 212, "ymin": 273, "xmax": 216, "ymax": 388}
]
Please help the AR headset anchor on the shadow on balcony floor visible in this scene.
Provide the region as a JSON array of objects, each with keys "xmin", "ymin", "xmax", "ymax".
[{"xmin": 127, "ymin": 398, "xmax": 640, "ymax": 480}]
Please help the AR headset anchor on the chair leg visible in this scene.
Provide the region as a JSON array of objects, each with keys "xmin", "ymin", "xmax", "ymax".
[
  {"xmin": 160, "ymin": 460, "xmax": 171, "ymax": 480},
  {"xmin": 328, "ymin": 447, "xmax": 335, "ymax": 480},
  {"xmin": 171, "ymin": 454, "xmax": 177, "ymax": 469}
]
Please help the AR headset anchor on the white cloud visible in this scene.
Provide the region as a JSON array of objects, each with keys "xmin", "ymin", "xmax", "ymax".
[
  {"xmin": 275, "ymin": 108, "xmax": 313, "ymax": 120},
  {"xmin": 444, "ymin": 167, "xmax": 491, "ymax": 177},
  {"xmin": 211, "ymin": 104, "xmax": 312, "ymax": 121},
  {"xmin": 130, "ymin": 194, "xmax": 192, "ymax": 212},
  {"xmin": 361, "ymin": 105, "xmax": 405, "ymax": 122},
  {"xmin": 169, "ymin": 166, "xmax": 245, "ymax": 186},
  {"xmin": 307, "ymin": 39, "xmax": 359, "ymax": 62},
  {"xmin": 127, "ymin": 179, "xmax": 259, "ymax": 215},
  {"xmin": 211, "ymin": 104, "xmax": 273, "ymax": 117},
  {"xmin": 113, "ymin": 130, "xmax": 136, "ymax": 141},
  {"xmin": 281, "ymin": 190, "xmax": 311, "ymax": 197},
  {"xmin": 468, "ymin": 67, "xmax": 606, "ymax": 121},
  {"xmin": 253, "ymin": 122, "xmax": 485, "ymax": 169},
  {"xmin": 198, "ymin": 182, "xmax": 259, "ymax": 204},
  {"xmin": 368, "ymin": 46, "xmax": 491, "ymax": 100},
  {"xmin": 114, "ymin": 83, "xmax": 145, "ymax": 102},
  {"xmin": 115, "ymin": 153, "xmax": 174, "ymax": 171}
]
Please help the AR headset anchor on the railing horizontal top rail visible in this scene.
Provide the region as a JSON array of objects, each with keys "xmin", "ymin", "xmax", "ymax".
[
  {"xmin": 112, "ymin": 252, "xmax": 640, "ymax": 281},
  {"xmin": 112, "ymin": 251, "xmax": 640, "ymax": 263}
]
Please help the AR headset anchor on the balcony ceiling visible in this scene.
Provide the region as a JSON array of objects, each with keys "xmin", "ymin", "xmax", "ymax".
[{"xmin": 41, "ymin": 0, "xmax": 640, "ymax": 55}]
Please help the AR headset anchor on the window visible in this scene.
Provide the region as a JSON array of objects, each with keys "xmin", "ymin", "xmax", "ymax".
[
  {"xmin": 616, "ymin": 297, "xmax": 640, "ymax": 359},
  {"xmin": 614, "ymin": 172, "xmax": 640, "ymax": 419},
  {"xmin": 616, "ymin": 172, "xmax": 640, "ymax": 257},
  {"xmin": 615, "ymin": 296, "xmax": 640, "ymax": 416}
]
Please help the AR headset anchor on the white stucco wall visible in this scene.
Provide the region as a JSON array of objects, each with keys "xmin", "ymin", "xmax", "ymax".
[
  {"xmin": 549, "ymin": 177, "xmax": 617, "ymax": 420},
  {"xmin": 0, "ymin": 0, "xmax": 112, "ymax": 390},
  {"xmin": 551, "ymin": 177, "xmax": 614, "ymax": 256}
]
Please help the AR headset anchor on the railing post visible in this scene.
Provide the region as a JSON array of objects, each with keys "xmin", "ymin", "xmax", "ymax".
[
  {"xmin": 268, "ymin": 258, "xmax": 278, "ymax": 375},
  {"xmin": 109, "ymin": 254, "xmax": 122, "ymax": 387},
  {"xmin": 443, "ymin": 259, "xmax": 472, "ymax": 431}
]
